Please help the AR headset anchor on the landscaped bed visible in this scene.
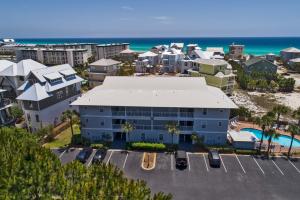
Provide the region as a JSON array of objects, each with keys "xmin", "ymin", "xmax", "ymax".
[{"xmin": 141, "ymin": 152, "xmax": 156, "ymax": 170}]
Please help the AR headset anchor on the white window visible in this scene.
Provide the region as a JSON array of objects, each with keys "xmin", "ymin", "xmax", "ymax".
[{"xmin": 56, "ymin": 90, "xmax": 64, "ymax": 99}]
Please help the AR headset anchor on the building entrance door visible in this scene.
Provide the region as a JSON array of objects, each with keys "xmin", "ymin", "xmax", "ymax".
[
  {"xmin": 179, "ymin": 134, "xmax": 192, "ymax": 144},
  {"xmin": 114, "ymin": 132, "xmax": 126, "ymax": 141}
]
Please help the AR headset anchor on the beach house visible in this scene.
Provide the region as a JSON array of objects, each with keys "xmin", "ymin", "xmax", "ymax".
[
  {"xmin": 16, "ymin": 64, "xmax": 82, "ymax": 132},
  {"xmin": 88, "ymin": 58, "xmax": 121, "ymax": 87}
]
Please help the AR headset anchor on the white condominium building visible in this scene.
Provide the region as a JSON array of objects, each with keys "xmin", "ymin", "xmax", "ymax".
[
  {"xmin": 16, "ymin": 48, "xmax": 89, "ymax": 67},
  {"xmin": 72, "ymin": 76, "xmax": 237, "ymax": 145},
  {"xmin": 95, "ymin": 43, "xmax": 129, "ymax": 60}
]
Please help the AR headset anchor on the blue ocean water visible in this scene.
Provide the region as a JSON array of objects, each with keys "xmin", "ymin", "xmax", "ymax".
[{"xmin": 14, "ymin": 37, "xmax": 300, "ymax": 55}]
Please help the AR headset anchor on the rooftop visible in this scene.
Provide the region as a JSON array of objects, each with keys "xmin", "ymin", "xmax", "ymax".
[
  {"xmin": 194, "ymin": 58, "xmax": 228, "ymax": 66},
  {"xmin": 72, "ymin": 76, "xmax": 237, "ymax": 109},
  {"xmin": 281, "ymin": 47, "xmax": 300, "ymax": 53},
  {"xmin": 139, "ymin": 51, "xmax": 158, "ymax": 57},
  {"xmin": 0, "ymin": 59, "xmax": 46, "ymax": 77},
  {"xmin": 90, "ymin": 58, "xmax": 121, "ymax": 66}
]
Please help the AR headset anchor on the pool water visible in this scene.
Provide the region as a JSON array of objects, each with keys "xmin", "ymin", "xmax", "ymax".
[{"xmin": 240, "ymin": 128, "xmax": 300, "ymax": 147}]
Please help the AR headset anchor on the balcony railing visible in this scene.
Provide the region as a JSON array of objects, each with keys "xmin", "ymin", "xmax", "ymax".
[
  {"xmin": 179, "ymin": 126, "xmax": 193, "ymax": 131},
  {"xmin": 179, "ymin": 112, "xmax": 193, "ymax": 118},
  {"xmin": 126, "ymin": 111, "xmax": 151, "ymax": 117},
  {"xmin": 153, "ymin": 112, "xmax": 177, "ymax": 117},
  {"xmin": 0, "ymin": 98, "xmax": 11, "ymax": 108},
  {"xmin": 112, "ymin": 111, "xmax": 125, "ymax": 116}
]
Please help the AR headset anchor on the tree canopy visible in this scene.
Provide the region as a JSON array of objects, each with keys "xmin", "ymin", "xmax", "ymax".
[{"xmin": 0, "ymin": 127, "xmax": 172, "ymax": 200}]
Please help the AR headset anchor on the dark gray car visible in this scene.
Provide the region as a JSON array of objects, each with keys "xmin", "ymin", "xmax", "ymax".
[
  {"xmin": 208, "ymin": 150, "xmax": 221, "ymax": 167},
  {"xmin": 92, "ymin": 149, "xmax": 107, "ymax": 163}
]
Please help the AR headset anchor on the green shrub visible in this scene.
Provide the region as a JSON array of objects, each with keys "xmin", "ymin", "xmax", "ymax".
[
  {"xmin": 235, "ymin": 149, "xmax": 256, "ymax": 155},
  {"xmin": 128, "ymin": 142, "xmax": 166, "ymax": 151}
]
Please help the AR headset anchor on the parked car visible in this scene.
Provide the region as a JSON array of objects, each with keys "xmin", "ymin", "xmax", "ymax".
[
  {"xmin": 92, "ymin": 149, "xmax": 107, "ymax": 163},
  {"xmin": 76, "ymin": 148, "xmax": 93, "ymax": 163},
  {"xmin": 175, "ymin": 150, "xmax": 188, "ymax": 169},
  {"xmin": 208, "ymin": 150, "xmax": 221, "ymax": 168}
]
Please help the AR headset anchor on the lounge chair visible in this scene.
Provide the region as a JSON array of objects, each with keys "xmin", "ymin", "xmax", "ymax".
[
  {"xmin": 279, "ymin": 125, "xmax": 285, "ymax": 130},
  {"xmin": 284, "ymin": 125, "xmax": 289, "ymax": 132},
  {"xmin": 272, "ymin": 124, "xmax": 278, "ymax": 129}
]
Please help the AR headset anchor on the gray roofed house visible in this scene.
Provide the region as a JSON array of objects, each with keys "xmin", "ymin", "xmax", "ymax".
[
  {"xmin": 88, "ymin": 58, "xmax": 121, "ymax": 88},
  {"xmin": 243, "ymin": 57, "xmax": 278, "ymax": 74},
  {"xmin": 16, "ymin": 63, "xmax": 82, "ymax": 132},
  {"xmin": 280, "ymin": 47, "xmax": 300, "ymax": 63}
]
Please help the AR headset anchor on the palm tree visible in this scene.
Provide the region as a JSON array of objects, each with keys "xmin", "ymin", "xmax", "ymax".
[
  {"xmin": 264, "ymin": 128, "xmax": 280, "ymax": 157},
  {"xmin": 254, "ymin": 114, "xmax": 274, "ymax": 153},
  {"xmin": 61, "ymin": 110, "xmax": 79, "ymax": 139},
  {"xmin": 165, "ymin": 121, "xmax": 180, "ymax": 145},
  {"xmin": 292, "ymin": 107, "xmax": 300, "ymax": 126},
  {"xmin": 272, "ymin": 105, "xmax": 290, "ymax": 127},
  {"xmin": 287, "ymin": 124, "xmax": 300, "ymax": 158},
  {"xmin": 121, "ymin": 121, "xmax": 134, "ymax": 142}
]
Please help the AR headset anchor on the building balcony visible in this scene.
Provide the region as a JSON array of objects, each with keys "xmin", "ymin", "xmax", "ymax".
[
  {"xmin": 0, "ymin": 98, "xmax": 12, "ymax": 108},
  {"xmin": 153, "ymin": 112, "xmax": 177, "ymax": 117},
  {"xmin": 179, "ymin": 112, "xmax": 193, "ymax": 118},
  {"xmin": 179, "ymin": 126, "xmax": 193, "ymax": 131},
  {"xmin": 126, "ymin": 111, "xmax": 151, "ymax": 117},
  {"xmin": 112, "ymin": 111, "xmax": 126, "ymax": 116}
]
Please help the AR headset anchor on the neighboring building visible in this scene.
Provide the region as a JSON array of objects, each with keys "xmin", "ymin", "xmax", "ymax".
[
  {"xmin": 265, "ymin": 53, "xmax": 276, "ymax": 63},
  {"xmin": 187, "ymin": 59, "xmax": 236, "ymax": 95},
  {"xmin": 0, "ymin": 44, "xmax": 35, "ymax": 55},
  {"xmin": 288, "ymin": 58, "xmax": 300, "ymax": 72},
  {"xmin": 72, "ymin": 76, "xmax": 237, "ymax": 144},
  {"xmin": 150, "ymin": 45, "xmax": 169, "ymax": 54},
  {"xmin": 228, "ymin": 44, "xmax": 244, "ymax": 59},
  {"xmin": 161, "ymin": 48, "xmax": 185, "ymax": 72},
  {"xmin": 170, "ymin": 43, "xmax": 184, "ymax": 50},
  {"xmin": 16, "ymin": 64, "xmax": 82, "ymax": 132},
  {"xmin": 189, "ymin": 48, "xmax": 214, "ymax": 60},
  {"xmin": 280, "ymin": 47, "xmax": 300, "ymax": 63},
  {"xmin": 206, "ymin": 47, "xmax": 225, "ymax": 59},
  {"xmin": 40, "ymin": 43, "xmax": 98, "ymax": 58},
  {"xmin": 95, "ymin": 43, "xmax": 129, "ymax": 60},
  {"xmin": 119, "ymin": 49, "xmax": 136, "ymax": 62},
  {"xmin": 135, "ymin": 51, "xmax": 159, "ymax": 73},
  {"xmin": 0, "ymin": 89, "xmax": 13, "ymax": 126},
  {"xmin": 186, "ymin": 44, "xmax": 199, "ymax": 56},
  {"xmin": 0, "ymin": 59, "xmax": 47, "ymax": 96},
  {"xmin": 16, "ymin": 48, "xmax": 89, "ymax": 67},
  {"xmin": 243, "ymin": 58, "xmax": 278, "ymax": 75},
  {"xmin": 88, "ymin": 58, "xmax": 121, "ymax": 87}
]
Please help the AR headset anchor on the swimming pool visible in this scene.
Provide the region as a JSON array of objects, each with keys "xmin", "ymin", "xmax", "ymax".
[{"xmin": 240, "ymin": 128, "xmax": 300, "ymax": 147}]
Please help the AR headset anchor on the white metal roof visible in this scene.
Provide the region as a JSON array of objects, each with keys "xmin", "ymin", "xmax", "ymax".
[
  {"xmin": 90, "ymin": 58, "xmax": 121, "ymax": 66},
  {"xmin": 72, "ymin": 76, "xmax": 238, "ymax": 109},
  {"xmin": 229, "ymin": 130, "xmax": 258, "ymax": 142},
  {"xmin": 138, "ymin": 51, "xmax": 158, "ymax": 57},
  {"xmin": 194, "ymin": 58, "xmax": 228, "ymax": 66},
  {"xmin": 281, "ymin": 47, "xmax": 300, "ymax": 53},
  {"xmin": 43, "ymin": 72, "xmax": 63, "ymax": 80},
  {"xmin": 16, "ymin": 83, "xmax": 51, "ymax": 101},
  {"xmin": 60, "ymin": 69, "xmax": 76, "ymax": 76},
  {"xmin": 0, "ymin": 59, "xmax": 46, "ymax": 77}
]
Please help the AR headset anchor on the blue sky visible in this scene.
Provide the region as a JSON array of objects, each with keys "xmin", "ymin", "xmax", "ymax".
[{"xmin": 0, "ymin": 0, "xmax": 300, "ymax": 38}]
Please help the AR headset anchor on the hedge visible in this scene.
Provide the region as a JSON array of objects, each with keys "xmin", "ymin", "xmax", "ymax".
[{"xmin": 129, "ymin": 142, "xmax": 166, "ymax": 151}]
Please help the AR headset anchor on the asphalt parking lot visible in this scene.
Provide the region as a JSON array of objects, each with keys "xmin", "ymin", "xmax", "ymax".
[{"xmin": 52, "ymin": 148, "xmax": 300, "ymax": 200}]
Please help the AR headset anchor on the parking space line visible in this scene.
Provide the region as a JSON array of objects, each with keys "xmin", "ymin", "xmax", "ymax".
[
  {"xmin": 272, "ymin": 160, "xmax": 284, "ymax": 175},
  {"xmin": 252, "ymin": 156, "xmax": 265, "ymax": 175},
  {"xmin": 288, "ymin": 159, "xmax": 300, "ymax": 174},
  {"xmin": 203, "ymin": 154, "xmax": 209, "ymax": 172},
  {"xmin": 59, "ymin": 149, "xmax": 67, "ymax": 159},
  {"xmin": 235, "ymin": 154, "xmax": 246, "ymax": 174},
  {"xmin": 219, "ymin": 155, "xmax": 227, "ymax": 173},
  {"xmin": 86, "ymin": 150, "xmax": 96, "ymax": 167},
  {"xmin": 171, "ymin": 154, "xmax": 174, "ymax": 171},
  {"xmin": 122, "ymin": 153, "xmax": 128, "ymax": 169},
  {"xmin": 187, "ymin": 153, "xmax": 191, "ymax": 171},
  {"xmin": 106, "ymin": 150, "xmax": 114, "ymax": 166}
]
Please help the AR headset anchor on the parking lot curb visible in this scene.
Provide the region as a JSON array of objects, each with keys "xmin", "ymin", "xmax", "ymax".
[{"xmin": 141, "ymin": 152, "xmax": 156, "ymax": 171}]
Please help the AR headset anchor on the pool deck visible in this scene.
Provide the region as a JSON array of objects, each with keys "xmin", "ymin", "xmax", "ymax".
[{"xmin": 233, "ymin": 121, "xmax": 300, "ymax": 154}]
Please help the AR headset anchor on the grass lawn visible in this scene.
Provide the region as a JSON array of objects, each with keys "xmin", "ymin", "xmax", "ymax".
[{"xmin": 43, "ymin": 125, "xmax": 80, "ymax": 148}]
